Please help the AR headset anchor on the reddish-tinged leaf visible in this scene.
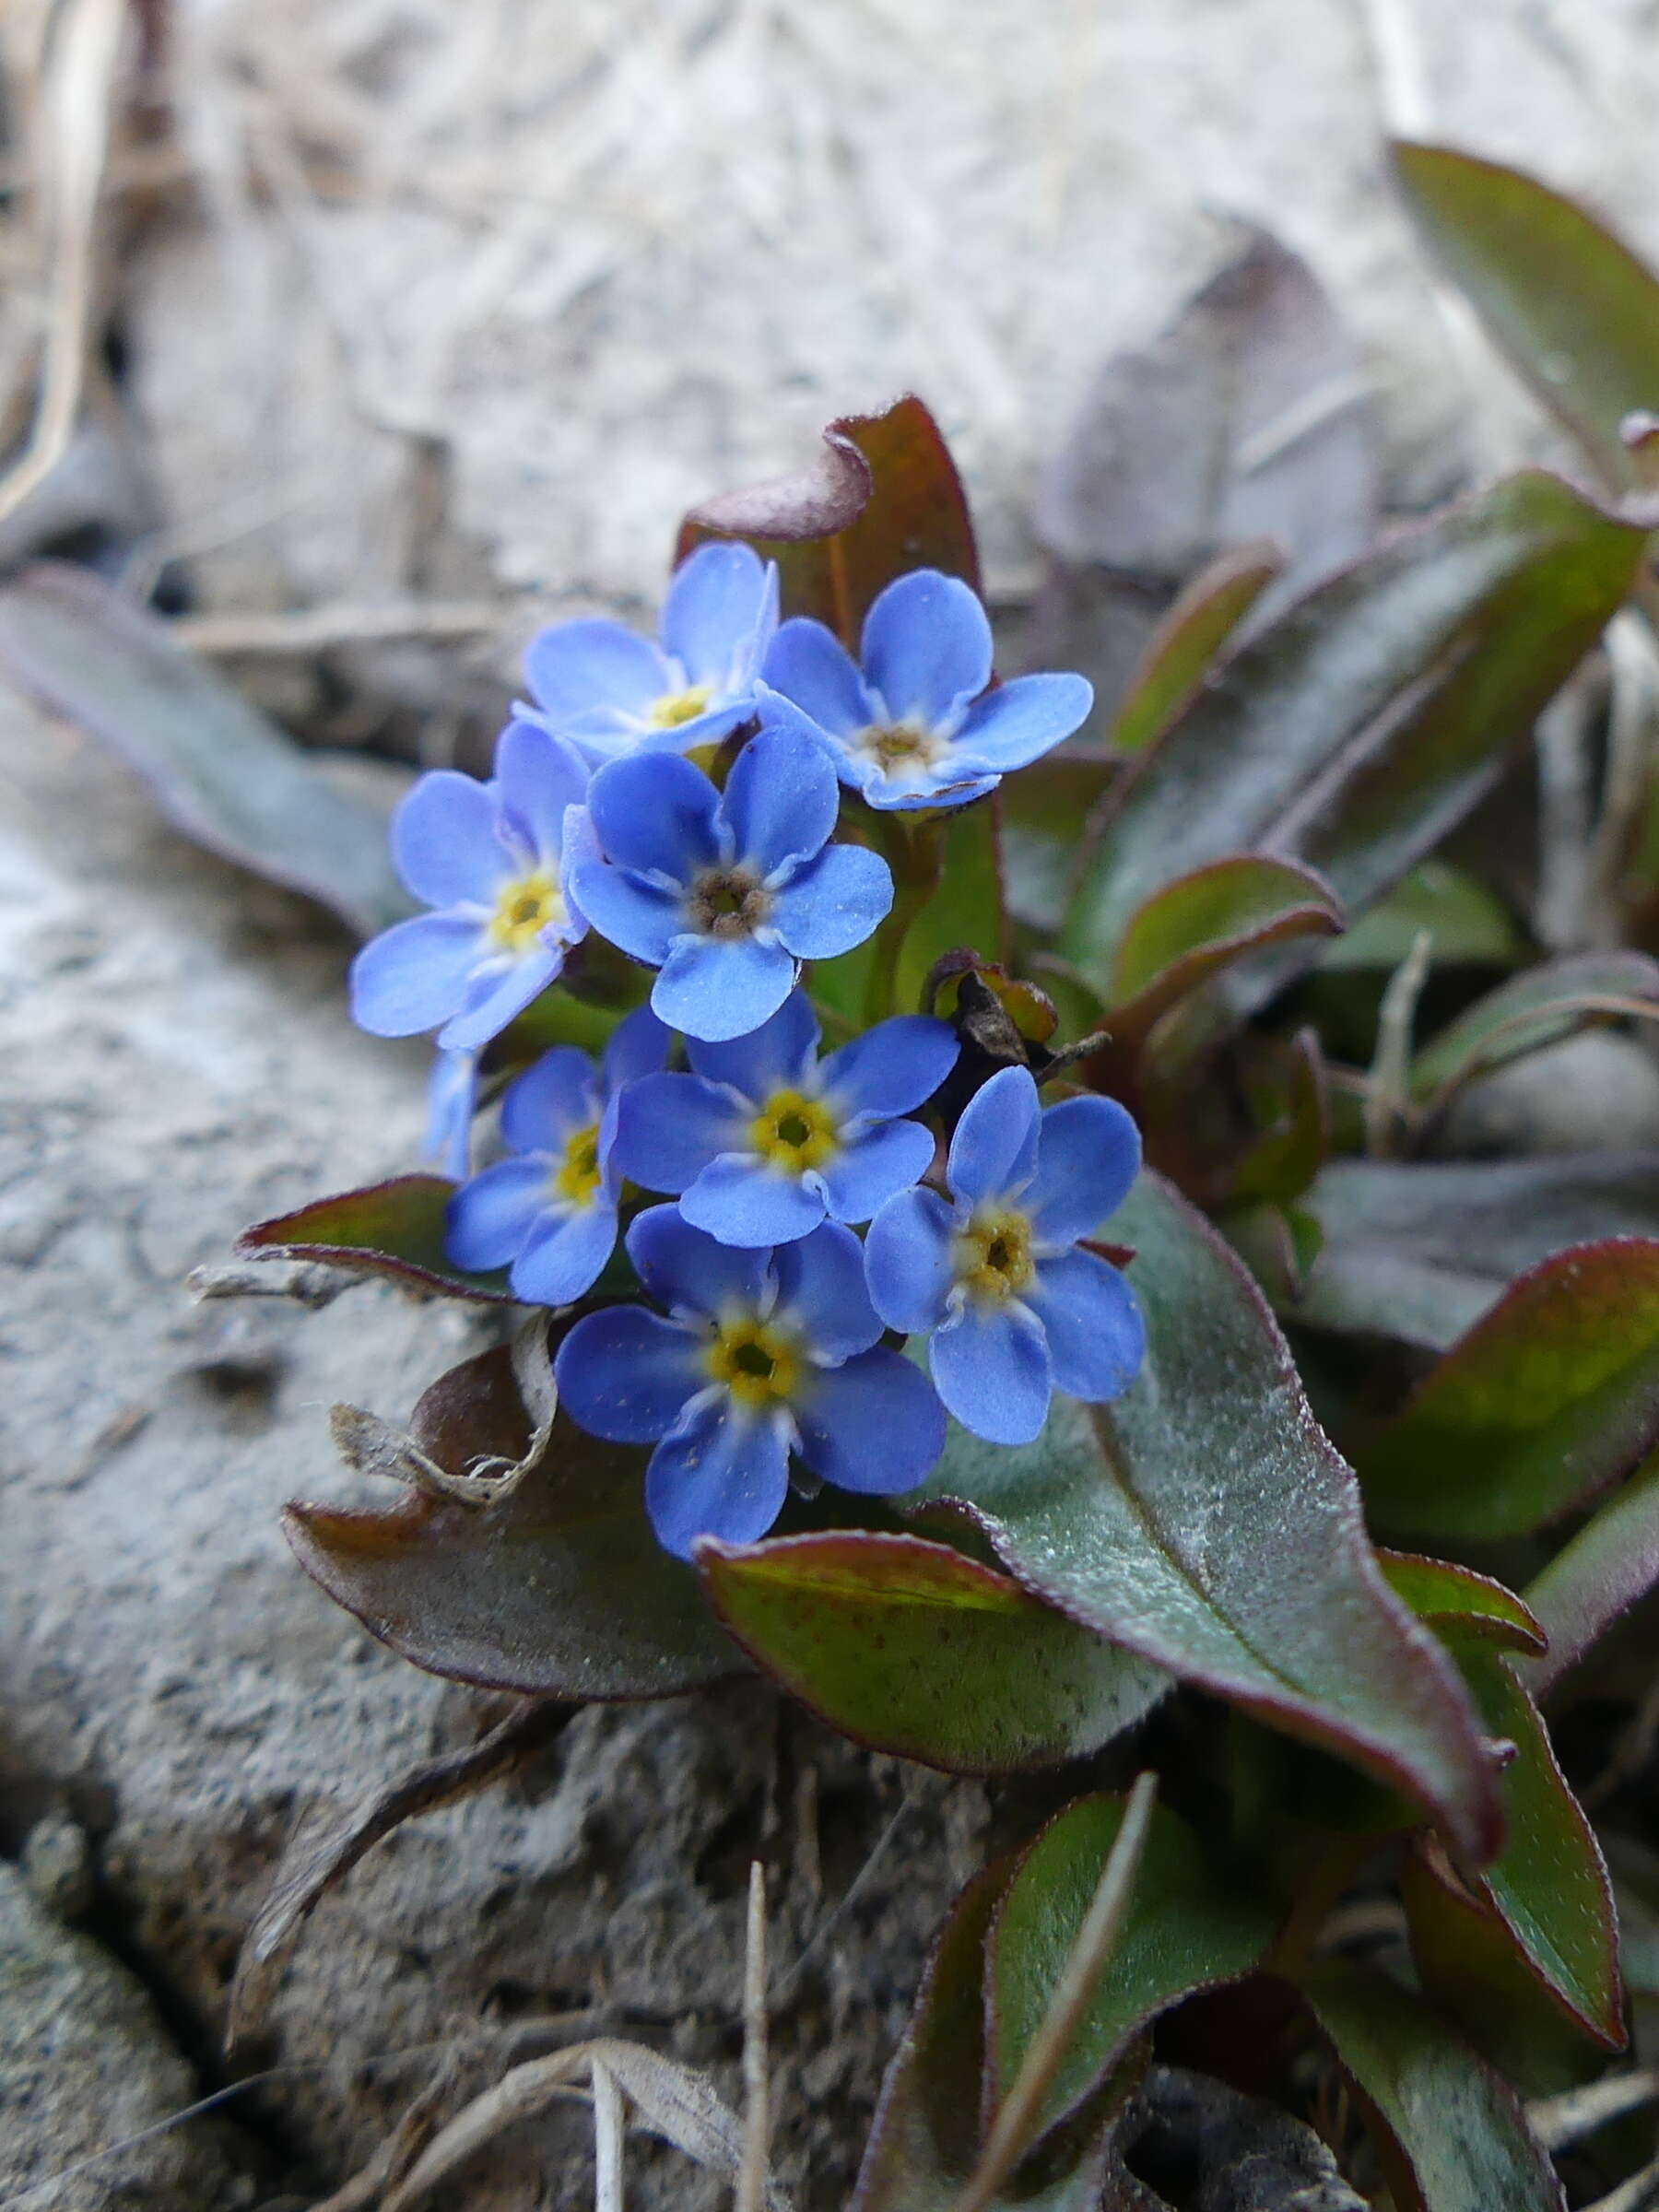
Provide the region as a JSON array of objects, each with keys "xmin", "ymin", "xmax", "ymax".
[
  {"xmin": 1099, "ymin": 854, "xmax": 1344, "ymax": 1041},
  {"xmin": 677, "ymin": 394, "xmax": 980, "ymax": 641},
  {"xmin": 0, "ymin": 562, "xmax": 411, "ymax": 937},
  {"xmin": 1524, "ymin": 1442, "xmax": 1659, "ymax": 1696},
  {"xmin": 913, "ymin": 1173, "xmax": 1505, "ymax": 1864},
  {"xmin": 239, "ymin": 1176, "xmax": 512, "ymax": 1302},
  {"xmin": 1229, "ymin": 1028, "xmax": 1329, "ymax": 1208},
  {"xmin": 1451, "ymin": 1645, "xmax": 1624, "ymax": 2049},
  {"xmin": 1359, "ymin": 1240, "xmax": 1659, "ymax": 1540},
  {"xmin": 1411, "ymin": 950, "xmax": 1659, "ymax": 1111},
  {"xmin": 1296, "ymin": 1959, "xmax": 1565, "ymax": 2212},
  {"xmin": 988, "ymin": 1794, "xmax": 1275, "ymax": 2147},
  {"xmin": 697, "ymin": 1531, "xmax": 1166, "ymax": 1776},
  {"xmin": 286, "ymin": 1344, "xmax": 734, "ymax": 1699},
  {"xmin": 1393, "ymin": 141, "xmax": 1659, "ymax": 495},
  {"xmin": 1379, "ymin": 1552, "xmax": 1547, "ymax": 1657},
  {"xmin": 1104, "ymin": 540, "xmax": 1284, "ymax": 756}
]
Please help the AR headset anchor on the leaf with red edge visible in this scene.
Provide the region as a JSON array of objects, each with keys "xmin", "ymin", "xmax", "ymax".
[
  {"xmin": 1359, "ymin": 1239, "xmax": 1659, "ymax": 1541},
  {"xmin": 1105, "ymin": 540, "xmax": 1284, "ymax": 756},
  {"xmin": 1378, "ymin": 1552, "xmax": 1547, "ymax": 1657},
  {"xmin": 1411, "ymin": 950, "xmax": 1659, "ymax": 1112},
  {"xmin": 1296, "ymin": 1958, "xmax": 1565, "ymax": 2212},
  {"xmin": 677, "ymin": 394, "xmax": 980, "ymax": 640},
  {"xmin": 239, "ymin": 1176, "xmax": 512, "ymax": 1301},
  {"xmin": 1524, "ymin": 1442, "xmax": 1659, "ymax": 1696},
  {"xmin": 696, "ymin": 1531, "xmax": 1167, "ymax": 1775},
  {"xmin": 911, "ymin": 1172, "xmax": 1506, "ymax": 1865},
  {"xmin": 1098, "ymin": 854, "xmax": 1345, "ymax": 1042},
  {"xmin": 285, "ymin": 1343, "xmax": 735, "ymax": 1698},
  {"xmin": 987, "ymin": 1793, "xmax": 1275, "ymax": 2148},
  {"xmin": 1393, "ymin": 140, "xmax": 1659, "ymax": 495}
]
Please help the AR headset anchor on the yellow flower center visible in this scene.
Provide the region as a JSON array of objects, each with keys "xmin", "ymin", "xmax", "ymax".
[
  {"xmin": 650, "ymin": 683, "xmax": 714, "ymax": 728},
  {"xmin": 855, "ymin": 717, "xmax": 948, "ymax": 777},
  {"xmin": 956, "ymin": 1206, "xmax": 1036, "ymax": 1302},
  {"xmin": 488, "ymin": 869, "xmax": 564, "ymax": 955},
  {"xmin": 706, "ymin": 1316, "xmax": 802, "ymax": 1408},
  {"xmin": 748, "ymin": 1088, "xmax": 840, "ymax": 1172},
  {"xmin": 551, "ymin": 1122, "xmax": 602, "ymax": 1207}
]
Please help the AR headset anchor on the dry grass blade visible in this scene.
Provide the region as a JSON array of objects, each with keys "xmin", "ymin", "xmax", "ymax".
[
  {"xmin": 0, "ymin": 0, "xmax": 125, "ymax": 527},
  {"xmin": 1580, "ymin": 2153, "xmax": 1659, "ymax": 2212},
  {"xmin": 592, "ymin": 2059, "xmax": 625, "ymax": 2212},
  {"xmin": 382, "ymin": 2037, "xmax": 793, "ymax": 2212},
  {"xmin": 1529, "ymin": 2067, "xmax": 1659, "ymax": 2151},
  {"xmin": 1363, "ymin": 929, "xmax": 1432, "ymax": 1157},
  {"xmin": 738, "ymin": 1860, "xmax": 771, "ymax": 2212},
  {"xmin": 228, "ymin": 1697, "xmax": 568, "ymax": 2048},
  {"xmin": 956, "ymin": 1771, "xmax": 1159, "ymax": 2212}
]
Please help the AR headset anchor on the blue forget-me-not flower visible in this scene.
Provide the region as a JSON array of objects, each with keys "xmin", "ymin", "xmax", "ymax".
[
  {"xmin": 864, "ymin": 1065, "xmax": 1144, "ymax": 1446},
  {"xmin": 444, "ymin": 1004, "xmax": 670, "ymax": 1306},
  {"xmin": 424, "ymin": 1048, "xmax": 480, "ymax": 1182},
  {"xmin": 522, "ymin": 541, "xmax": 779, "ymax": 764},
  {"xmin": 567, "ymin": 724, "xmax": 893, "ymax": 1043},
  {"xmin": 350, "ymin": 720, "xmax": 591, "ymax": 1053},
  {"xmin": 614, "ymin": 988, "xmax": 956, "ymax": 1247},
  {"xmin": 555, "ymin": 1206, "xmax": 947, "ymax": 1558},
  {"xmin": 757, "ymin": 568, "xmax": 1092, "ymax": 811}
]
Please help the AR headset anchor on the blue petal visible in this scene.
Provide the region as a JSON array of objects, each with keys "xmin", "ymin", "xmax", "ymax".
[
  {"xmin": 856, "ymin": 763, "xmax": 999, "ymax": 814},
  {"xmin": 863, "ymin": 1185, "xmax": 957, "ymax": 1334},
  {"xmin": 687, "ymin": 987, "xmax": 819, "ymax": 1100},
  {"xmin": 423, "ymin": 1049, "xmax": 479, "ymax": 1180},
  {"xmin": 568, "ymin": 858, "xmax": 684, "ymax": 968},
  {"xmin": 861, "ymin": 570, "xmax": 992, "ymax": 725},
  {"xmin": 611, "ymin": 1073, "xmax": 747, "ymax": 1193},
  {"xmin": 817, "ymin": 1118, "xmax": 935, "ymax": 1225},
  {"xmin": 500, "ymin": 1046, "xmax": 600, "ymax": 1153},
  {"xmin": 771, "ymin": 843, "xmax": 892, "ymax": 959},
  {"xmin": 752, "ymin": 688, "xmax": 863, "ymax": 782},
  {"xmin": 794, "ymin": 1349, "xmax": 947, "ymax": 1495},
  {"xmin": 626, "ymin": 1204, "xmax": 771, "ymax": 1319},
  {"xmin": 1028, "ymin": 1095, "xmax": 1143, "ymax": 1247},
  {"xmin": 587, "ymin": 749, "xmax": 724, "ymax": 881},
  {"xmin": 438, "ymin": 943, "xmax": 562, "ymax": 1052},
  {"xmin": 1027, "ymin": 1249, "xmax": 1146, "ymax": 1403},
  {"xmin": 445, "ymin": 1158, "xmax": 551, "ymax": 1270},
  {"xmin": 947, "ymin": 1065, "xmax": 1041, "ymax": 1206},
  {"xmin": 511, "ymin": 1200, "xmax": 619, "ymax": 1306},
  {"xmin": 349, "ymin": 912, "xmax": 485, "ymax": 1037},
  {"xmin": 659, "ymin": 541, "xmax": 776, "ymax": 690},
  {"xmin": 601, "ymin": 1001, "xmax": 675, "ymax": 1093},
  {"xmin": 647, "ymin": 1400, "xmax": 791, "ymax": 1559},
  {"xmin": 930, "ymin": 1299, "xmax": 1052, "ymax": 1445},
  {"xmin": 680, "ymin": 1155, "xmax": 828, "ymax": 1247},
  {"xmin": 772, "ymin": 1220, "xmax": 882, "ymax": 1361},
  {"xmin": 555, "ymin": 1305, "xmax": 702, "ymax": 1442},
  {"xmin": 494, "ymin": 719, "xmax": 591, "ymax": 863},
  {"xmin": 820, "ymin": 1014, "xmax": 958, "ymax": 1122},
  {"xmin": 524, "ymin": 618, "xmax": 666, "ymax": 726},
  {"xmin": 653, "ymin": 933, "xmax": 796, "ymax": 1043},
  {"xmin": 392, "ymin": 771, "xmax": 508, "ymax": 908},
  {"xmin": 948, "ymin": 674, "xmax": 1094, "ymax": 773},
  {"xmin": 627, "ymin": 700, "xmax": 757, "ymax": 759},
  {"xmin": 759, "ymin": 618, "xmax": 872, "ymax": 737},
  {"xmin": 721, "ymin": 724, "xmax": 839, "ymax": 878}
]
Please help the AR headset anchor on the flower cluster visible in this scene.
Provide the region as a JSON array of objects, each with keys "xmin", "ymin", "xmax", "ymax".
[{"xmin": 350, "ymin": 541, "xmax": 1144, "ymax": 1559}]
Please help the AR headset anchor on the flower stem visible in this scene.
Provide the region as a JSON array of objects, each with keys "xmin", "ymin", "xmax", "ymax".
[{"xmin": 863, "ymin": 814, "xmax": 945, "ymax": 1027}]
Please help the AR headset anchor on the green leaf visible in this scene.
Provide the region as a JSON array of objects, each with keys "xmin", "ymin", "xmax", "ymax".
[
  {"xmin": 1096, "ymin": 855, "xmax": 1345, "ymax": 1041},
  {"xmin": 1104, "ymin": 541, "xmax": 1283, "ymax": 756},
  {"xmin": 1453, "ymin": 1646, "xmax": 1624, "ymax": 2048},
  {"xmin": 1524, "ymin": 1442, "xmax": 1659, "ymax": 1695},
  {"xmin": 1410, "ymin": 950, "xmax": 1659, "ymax": 1110},
  {"xmin": 1359, "ymin": 1239, "xmax": 1659, "ymax": 1539},
  {"xmin": 1318, "ymin": 859, "xmax": 1524, "ymax": 973},
  {"xmin": 852, "ymin": 1861, "xmax": 1117, "ymax": 2212},
  {"xmin": 0, "ymin": 562, "xmax": 412, "ymax": 938},
  {"xmin": 1393, "ymin": 140, "xmax": 1659, "ymax": 494},
  {"xmin": 1296, "ymin": 1958, "xmax": 1565, "ymax": 2212},
  {"xmin": 1295, "ymin": 1154, "xmax": 1659, "ymax": 1350},
  {"xmin": 1379, "ymin": 1551, "xmax": 1547, "ymax": 1656},
  {"xmin": 988, "ymin": 1794, "xmax": 1276, "ymax": 2145},
  {"xmin": 677, "ymin": 394, "xmax": 980, "ymax": 641},
  {"xmin": 999, "ymin": 757, "xmax": 1115, "ymax": 935},
  {"xmin": 698, "ymin": 1532, "xmax": 1166, "ymax": 1775},
  {"xmin": 912, "ymin": 1172, "xmax": 1504, "ymax": 1863},
  {"xmin": 1228, "ymin": 1029, "xmax": 1329, "ymax": 1207},
  {"xmin": 1061, "ymin": 474, "xmax": 1644, "ymax": 986},
  {"xmin": 285, "ymin": 1343, "xmax": 735, "ymax": 1698},
  {"xmin": 239, "ymin": 1177, "xmax": 512, "ymax": 1302}
]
